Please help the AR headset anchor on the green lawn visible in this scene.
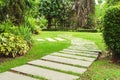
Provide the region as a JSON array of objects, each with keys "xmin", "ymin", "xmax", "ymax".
[
  {"xmin": 71, "ymin": 33, "xmax": 120, "ymax": 80},
  {"xmin": 0, "ymin": 31, "xmax": 120, "ymax": 80},
  {"xmin": 0, "ymin": 31, "xmax": 70, "ymax": 72}
]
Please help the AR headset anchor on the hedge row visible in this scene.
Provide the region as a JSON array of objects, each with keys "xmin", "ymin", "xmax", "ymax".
[{"xmin": 103, "ymin": 5, "xmax": 120, "ymax": 60}]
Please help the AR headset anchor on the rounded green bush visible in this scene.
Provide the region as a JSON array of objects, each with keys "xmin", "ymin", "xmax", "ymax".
[
  {"xmin": 103, "ymin": 6, "xmax": 120, "ymax": 57},
  {"xmin": 0, "ymin": 33, "xmax": 29, "ymax": 57}
]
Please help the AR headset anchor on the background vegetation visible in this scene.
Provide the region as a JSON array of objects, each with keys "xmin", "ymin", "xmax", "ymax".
[{"xmin": 0, "ymin": 0, "xmax": 120, "ymax": 79}]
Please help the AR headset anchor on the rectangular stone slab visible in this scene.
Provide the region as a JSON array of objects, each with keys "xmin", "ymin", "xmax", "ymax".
[
  {"xmin": 42, "ymin": 55, "xmax": 92, "ymax": 67},
  {"xmin": 55, "ymin": 38, "xmax": 65, "ymax": 41},
  {"xmin": 46, "ymin": 38, "xmax": 56, "ymax": 42},
  {"xmin": 28, "ymin": 60, "xmax": 86, "ymax": 74},
  {"xmin": 68, "ymin": 47, "xmax": 101, "ymax": 52},
  {"xmin": 68, "ymin": 46, "xmax": 88, "ymax": 50},
  {"xmin": 61, "ymin": 49, "xmax": 99, "ymax": 55},
  {"xmin": 11, "ymin": 65, "xmax": 79, "ymax": 80},
  {"xmin": 0, "ymin": 71, "xmax": 36, "ymax": 80},
  {"xmin": 60, "ymin": 51, "xmax": 98, "ymax": 58},
  {"xmin": 52, "ymin": 52, "xmax": 96, "ymax": 62},
  {"xmin": 37, "ymin": 38, "xmax": 45, "ymax": 41}
]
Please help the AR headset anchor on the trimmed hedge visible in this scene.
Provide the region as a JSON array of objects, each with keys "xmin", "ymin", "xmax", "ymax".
[
  {"xmin": 77, "ymin": 29, "xmax": 97, "ymax": 32},
  {"xmin": 103, "ymin": 5, "xmax": 120, "ymax": 57}
]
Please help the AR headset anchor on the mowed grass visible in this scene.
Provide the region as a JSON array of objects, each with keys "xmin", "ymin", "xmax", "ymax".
[
  {"xmin": 0, "ymin": 31, "xmax": 70, "ymax": 72},
  {"xmin": 0, "ymin": 31, "xmax": 120, "ymax": 80},
  {"xmin": 37, "ymin": 32, "xmax": 120, "ymax": 80},
  {"xmin": 67, "ymin": 32, "xmax": 120, "ymax": 80}
]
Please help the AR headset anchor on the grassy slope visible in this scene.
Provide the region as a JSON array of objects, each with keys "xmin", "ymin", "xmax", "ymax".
[
  {"xmin": 69, "ymin": 32, "xmax": 120, "ymax": 80},
  {"xmin": 0, "ymin": 31, "xmax": 70, "ymax": 72},
  {"xmin": 0, "ymin": 31, "xmax": 120, "ymax": 80},
  {"xmin": 40, "ymin": 32, "xmax": 120, "ymax": 80}
]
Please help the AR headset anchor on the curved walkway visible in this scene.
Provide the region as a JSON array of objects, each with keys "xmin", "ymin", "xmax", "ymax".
[{"xmin": 0, "ymin": 37, "xmax": 101, "ymax": 80}]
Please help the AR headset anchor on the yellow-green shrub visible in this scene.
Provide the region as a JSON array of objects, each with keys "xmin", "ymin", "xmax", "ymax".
[{"xmin": 0, "ymin": 33, "xmax": 29, "ymax": 57}]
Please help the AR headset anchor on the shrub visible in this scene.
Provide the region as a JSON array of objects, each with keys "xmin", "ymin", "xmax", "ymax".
[
  {"xmin": 103, "ymin": 5, "xmax": 120, "ymax": 62},
  {"xmin": 0, "ymin": 33, "xmax": 29, "ymax": 57},
  {"xmin": 28, "ymin": 17, "xmax": 41, "ymax": 34},
  {"xmin": 77, "ymin": 29, "xmax": 97, "ymax": 32},
  {"xmin": 0, "ymin": 22, "xmax": 33, "ymax": 47},
  {"xmin": 0, "ymin": 20, "xmax": 13, "ymax": 33},
  {"xmin": 32, "ymin": 25, "xmax": 41, "ymax": 34},
  {"xmin": 39, "ymin": 16, "xmax": 47, "ymax": 29},
  {"xmin": 18, "ymin": 26, "xmax": 33, "ymax": 47}
]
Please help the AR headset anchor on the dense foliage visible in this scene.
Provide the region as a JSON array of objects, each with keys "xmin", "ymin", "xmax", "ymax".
[
  {"xmin": 0, "ymin": 21, "xmax": 32, "ymax": 46},
  {"xmin": 103, "ymin": 5, "xmax": 120, "ymax": 62},
  {"xmin": 107, "ymin": 0, "xmax": 120, "ymax": 6},
  {"xmin": 39, "ymin": 0, "xmax": 72, "ymax": 30},
  {"xmin": 72, "ymin": 0, "xmax": 95, "ymax": 29},
  {"xmin": 0, "ymin": 0, "xmax": 26, "ymax": 25},
  {"xmin": 0, "ymin": 0, "xmax": 34, "ymax": 58},
  {"xmin": 0, "ymin": 33, "xmax": 29, "ymax": 57}
]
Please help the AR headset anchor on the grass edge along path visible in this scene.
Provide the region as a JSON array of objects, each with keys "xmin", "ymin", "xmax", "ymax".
[{"xmin": 0, "ymin": 32, "xmax": 71, "ymax": 73}]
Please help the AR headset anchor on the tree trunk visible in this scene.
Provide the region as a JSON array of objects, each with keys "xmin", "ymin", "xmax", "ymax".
[
  {"xmin": 112, "ymin": 53, "xmax": 120, "ymax": 63},
  {"xmin": 71, "ymin": 0, "xmax": 95, "ymax": 29},
  {"xmin": 47, "ymin": 17, "xmax": 52, "ymax": 30}
]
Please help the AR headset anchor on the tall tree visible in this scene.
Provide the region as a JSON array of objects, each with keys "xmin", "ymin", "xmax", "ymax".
[
  {"xmin": 39, "ymin": 0, "xmax": 62, "ymax": 29},
  {"xmin": 72, "ymin": 0, "xmax": 95, "ymax": 29},
  {"xmin": 0, "ymin": 0, "xmax": 33, "ymax": 25},
  {"xmin": 0, "ymin": 0, "xmax": 8, "ymax": 23},
  {"xmin": 39, "ymin": 0, "xmax": 72, "ymax": 30},
  {"xmin": 107, "ymin": 0, "xmax": 120, "ymax": 6},
  {"xmin": 8, "ymin": 0, "xmax": 26, "ymax": 25}
]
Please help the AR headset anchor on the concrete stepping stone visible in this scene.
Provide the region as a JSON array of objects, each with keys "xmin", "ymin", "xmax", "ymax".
[
  {"xmin": 37, "ymin": 38, "xmax": 45, "ymax": 41},
  {"xmin": 11, "ymin": 65, "xmax": 79, "ymax": 80},
  {"xmin": 68, "ymin": 47, "xmax": 94, "ymax": 51},
  {"xmin": 61, "ymin": 49, "xmax": 99, "ymax": 55},
  {"xmin": 51, "ymin": 52, "xmax": 96, "ymax": 62},
  {"xmin": 55, "ymin": 37, "xmax": 65, "ymax": 41},
  {"xmin": 59, "ymin": 51, "xmax": 98, "ymax": 57},
  {"xmin": 67, "ymin": 48, "xmax": 101, "ymax": 54},
  {"xmin": 42, "ymin": 55, "xmax": 92, "ymax": 67},
  {"xmin": 46, "ymin": 38, "xmax": 56, "ymax": 42},
  {"xmin": 60, "ymin": 50, "xmax": 98, "ymax": 58},
  {"xmin": 68, "ymin": 46, "xmax": 101, "ymax": 52},
  {"xmin": 0, "ymin": 71, "xmax": 36, "ymax": 80},
  {"xmin": 68, "ymin": 46, "xmax": 98, "ymax": 50},
  {"xmin": 28, "ymin": 60, "xmax": 86, "ymax": 74},
  {"xmin": 68, "ymin": 47, "xmax": 102, "ymax": 52}
]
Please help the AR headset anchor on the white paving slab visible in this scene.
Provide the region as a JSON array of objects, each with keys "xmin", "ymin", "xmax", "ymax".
[
  {"xmin": 46, "ymin": 38, "xmax": 56, "ymax": 42},
  {"xmin": 52, "ymin": 52, "xmax": 96, "ymax": 62},
  {"xmin": 68, "ymin": 46, "xmax": 101, "ymax": 52},
  {"xmin": 61, "ymin": 49, "xmax": 99, "ymax": 55},
  {"xmin": 60, "ymin": 51, "xmax": 98, "ymax": 58},
  {"xmin": 28, "ymin": 60, "xmax": 86, "ymax": 74},
  {"xmin": 37, "ymin": 38, "xmax": 45, "ymax": 41},
  {"xmin": 68, "ymin": 46, "xmax": 98, "ymax": 51},
  {"xmin": 0, "ymin": 71, "xmax": 36, "ymax": 80},
  {"xmin": 55, "ymin": 37, "xmax": 65, "ymax": 41},
  {"xmin": 42, "ymin": 55, "xmax": 92, "ymax": 67},
  {"xmin": 68, "ymin": 46, "xmax": 89, "ymax": 50},
  {"xmin": 11, "ymin": 65, "xmax": 79, "ymax": 80}
]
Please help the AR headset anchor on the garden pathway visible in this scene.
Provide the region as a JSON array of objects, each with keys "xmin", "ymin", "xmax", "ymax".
[{"xmin": 0, "ymin": 37, "xmax": 101, "ymax": 80}]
